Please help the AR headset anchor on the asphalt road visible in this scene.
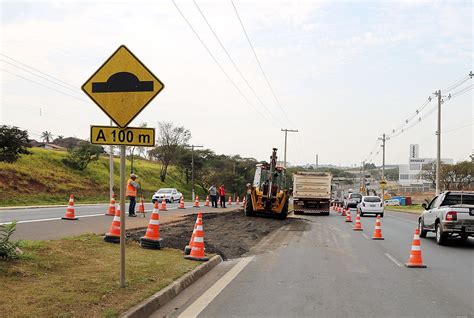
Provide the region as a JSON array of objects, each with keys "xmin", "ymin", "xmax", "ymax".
[
  {"xmin": 0, "ymin": 202, "xmax": 239, "ymax": 240},
  {"xmin": 154, "ymin": 210, "xmax": 474, "ymax": 318}
]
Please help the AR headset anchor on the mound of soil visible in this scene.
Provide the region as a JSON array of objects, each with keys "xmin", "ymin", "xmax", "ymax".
[{"xmin": 128, "ymin": 211, "xmax": 294, "ymax": 260}]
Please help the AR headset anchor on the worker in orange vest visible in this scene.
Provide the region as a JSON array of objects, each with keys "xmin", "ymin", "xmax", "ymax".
[{"xmin": 126, "ymin": 174, "xmax": 140, "ymax": 217}]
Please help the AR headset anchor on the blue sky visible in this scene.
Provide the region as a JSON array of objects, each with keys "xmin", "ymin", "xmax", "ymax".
[{"xmin": 1, "ymin": 0, "xmax": 472, "ymax": 166}]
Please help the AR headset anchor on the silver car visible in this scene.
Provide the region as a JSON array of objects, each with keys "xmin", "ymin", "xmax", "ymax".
[{"xmin": 152, "ymin": 188, "xmax": 182, "ymax": 203}]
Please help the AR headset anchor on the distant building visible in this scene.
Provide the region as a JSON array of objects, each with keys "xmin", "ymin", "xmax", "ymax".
[{"xmin": 398, "ymin": 144, "xmax": 453, "ymax": 191}]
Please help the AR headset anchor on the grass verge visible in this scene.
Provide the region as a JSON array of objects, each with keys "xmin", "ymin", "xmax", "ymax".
[
  {"xmin": 0, "ymin": 234, "xmax": 200, "ymax": 318},
  {"xmin": 387, "ymin": 204, "xmax": 423, "ymax": 214}
]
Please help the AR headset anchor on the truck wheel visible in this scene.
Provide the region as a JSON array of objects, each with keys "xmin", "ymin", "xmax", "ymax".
[
  {"xmin": 244, "ymin": 195, "xmax": 255, "ymax": 217},
  {"xmin": 460, "ymin": 234, "xmax": 468, "ymax": 241},
  {"xmin": 435, "ymin": 222, "xmax": 447, "ymax": 245},
  {"xmin": 277, "ymin": 200, "xmax": 289, "ymax": 220},
  {"xmin": 418, "ymin": 219, "xmax": 427, "ymax": 238}
]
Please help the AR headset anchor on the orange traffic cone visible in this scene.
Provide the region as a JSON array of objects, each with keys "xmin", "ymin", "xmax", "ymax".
[
  {"xmin": 140, "ymin": 203, "xmax": 163, "ymax": 249},
  {"xmin": 241, "ymin": 197, "xmax": 246, "ymax": 208},
  {"xmin": 372, "ymin": 215, "xmax": 384, "ymax": 240},
  {"xmin": 236, "ymin": 196, "xmax": 240, "ymax": 205},
  {"xmin": 341, "ymin": 208, "xmax": 347, "ymax": 217},
  {"xmin": 217, "ymin": 196, "xmax": 221, "ymax": 206},
  {"xmin": 184, "ymin": 212, "xmax": 203, "ymax": 255},
  {"xmin": 405, "ymin": 228, "xmax": 427, "ymax": 268},
  {"xmin": 345, "ymin": 209, "xmax": 352, "ymax": 222},
  {"xmin": 159, "ymin": 198, "xmax": 167, "ymax": 211},
  {"xmin": 106, "ymin": 194, "xmax": 116, "ymax": 216},
  {"xmin": 353, "ymin": 212, "xmax": 363, "ymax": 231},
  {"xmin": 62, "ymin": 194, "xmax": 78, "ymax": 220},
  {"xmin": 184, "ymin": 216, "xmax": 209, "ymax": 261},
  {"xmin": 228, "ymin": 196, "xmax": 232, "ymax": 205},
  {"xmin": 104, "ymin": 203, "xmax": 121, "ymax": 243},
  {"xmin": 138, "ymin": 195, "xmax": 146, "ymax": 216},
  {"xmin": 193, "ymin": 195, "xmax": 200, "ymax": 208},
  {"xmin": 178, "ymin": 196, "xmax": 185, "ymax": 209},
  {"xmin": 205, "ymin": 195, "xmax": 210, "ymax": 207}
]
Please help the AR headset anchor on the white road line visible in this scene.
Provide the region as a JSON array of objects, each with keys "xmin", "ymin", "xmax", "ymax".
[
  {"xmin": 387, "ymin": 214, "xmax": 418, "ymax": 225},
  {"xmin": 178, "ymin": 256, "xmax": 254, "ymax": 318},
  {"xmin": 361, "ymin": 233, "xmax": 370, "ymax": 240},
  {"xmin": 385, "ymin": 253, "xmax": 403, "ymax": 267}
]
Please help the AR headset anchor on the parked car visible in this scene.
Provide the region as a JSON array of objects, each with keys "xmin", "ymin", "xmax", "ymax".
[
  {"xmin": 344, "ymin": 192, "xmax": 362, "ymax": 209},
  {"xmin": 384, "ymin": 199, "xmax": 400, "ymax": 206},
  {"xmin": 418, "ymin": 191, "xmax": 474, "ymax": 245},
  {"xmin": 152, "ymin": 188, "xmax": 182, "ymax": 203},
  {"xmin": 358, "ymin": 195, "xmax": 384, "ymax": 217}
]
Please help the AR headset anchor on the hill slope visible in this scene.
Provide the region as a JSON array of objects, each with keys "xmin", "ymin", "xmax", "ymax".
[{"xmin": 0, "ymin": 148, "xmax": 197, "ymax": 206}]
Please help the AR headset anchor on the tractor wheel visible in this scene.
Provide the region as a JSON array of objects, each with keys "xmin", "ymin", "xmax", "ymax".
[{"xmin": 277, "ymin": 200, "xmax": 289, "ymax": 220}]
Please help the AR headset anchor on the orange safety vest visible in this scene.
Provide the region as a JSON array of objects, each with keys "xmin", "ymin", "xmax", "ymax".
[{"xmin": 126, "ymin": 179, "xmax": 137, "ymax": 197}]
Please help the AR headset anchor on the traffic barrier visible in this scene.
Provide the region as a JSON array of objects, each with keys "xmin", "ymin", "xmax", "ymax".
[
  {"xmin": 159, "ymin": 198, "xmax": 167, "ymax": 211},
  {"xmin": 140, "ymin": 203, "xmax": 162, "ymax": 249},
  {"xmin": 236, "ymin": 196, "xmax": 240, "ymax": 205},
  {"xmin": 62, "ymin": 194, "xmax": 78, "ymax": 220},
  {"xmin": 228, "ymin": 196, "xmax": 232, "ymax": 205},
  {"xmin": 184, "ymin": 212, "xmax": 203, "ymax": 255},
  {"xmin": 178, "ymin": 196, "xmax": 185, "ymax": 209},
  {"xmin": 341, "ymin": 208, "xmax": 347, "ymax": 217},
  {"xmin": 205, "ymin": 196, "xmax": 210, "ymax": 207},
  {"xmin": 138, "ymin": 195, "xmax": 146, "ymax": 217},
  {"xmin": 184, "ymin": 215, "xmax": 209, "ymax": 261},
  {"xmin": 194, "ymin": 196, "xmax": 200, "ymax": 208},
  {"xmin": 405, "ymin": 228, "xmax": 427, "ymax": 268},
  {"xmin": 372, "ymin": 215, "xmax": 384, "ymax": 240},
  {"xmin": 353, "ymin": 212, "xmax": 363, "ymax": 231},
  {"xmin": 106, "ymin": 194, "xmax": 116, "ymax": 216},
  {"xmin": 104, "ymin": 203, "xmax": 121, "ymax": 243},
  {"xmin": 345, "ymin": 209, "xmax": 352, "ymax": 222}
]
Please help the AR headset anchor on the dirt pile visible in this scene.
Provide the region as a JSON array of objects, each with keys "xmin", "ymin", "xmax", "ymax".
[{"xmin": 129, "ymin": 211, "xmax": 295, "ymax": 260}]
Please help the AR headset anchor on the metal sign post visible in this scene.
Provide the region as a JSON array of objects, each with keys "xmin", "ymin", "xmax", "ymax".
[{"xmin": 120, "ymin": 145, "xmax": 126, "ymax": 288}]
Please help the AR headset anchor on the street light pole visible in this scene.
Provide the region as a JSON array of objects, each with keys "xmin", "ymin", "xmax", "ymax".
[
  {"xmin": 435, "ymin": 89, "xmax": 442, "ymax": 194},
  {"xmin": 186, "ymin": 144, "xmax": 203, "ymax": 201}
]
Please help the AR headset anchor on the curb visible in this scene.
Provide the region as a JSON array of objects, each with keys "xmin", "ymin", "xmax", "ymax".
[
  {"xmin": 120, "ymin": 254, "xmax": 223, "ymax": 318},
  {"xmin": 0, "ymin": 203, "xmax": 109, "ymax": 210},
  {"xmin": 386, "ymin": 209, "xmax": 422, "ymax": 215}
]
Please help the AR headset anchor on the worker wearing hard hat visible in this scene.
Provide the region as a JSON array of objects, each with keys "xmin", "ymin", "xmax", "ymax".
[{"xmin": 126, "ymin": 174, "xmax": 140, "ymax": 217}]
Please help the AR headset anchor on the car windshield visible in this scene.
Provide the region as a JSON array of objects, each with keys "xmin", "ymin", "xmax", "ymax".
[
  {"xmin": 158, "ymin": 189, "xmax": 172, "ymax": 194},
  {"xmin": 364, "ymin": 197, "xmax": 381, "ymax": 202},
  {"xmin": 441, "ymin": 194, "xmax": 474, "ymax": 206},
  {"xmin": 350, "ymin": 194, "xmax": 362, "ymax": 199}
]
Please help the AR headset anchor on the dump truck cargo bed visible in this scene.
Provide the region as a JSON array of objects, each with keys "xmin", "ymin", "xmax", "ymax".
[{"xmin": 293, "ymin": 172, "xmax": 332, "ymax": 215}]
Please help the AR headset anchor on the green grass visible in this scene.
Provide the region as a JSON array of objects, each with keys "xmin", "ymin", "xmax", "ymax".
[
  {"xmin": 386, "ymin": 204, "xmax": 423, "ymax": 214},
  {"xmin": 0, "ymin": 234, "xmax": 201, "ymax": 318},
  {"xmin": 0, "ymin": 148, "xmax": 203, "ymax": 207}
]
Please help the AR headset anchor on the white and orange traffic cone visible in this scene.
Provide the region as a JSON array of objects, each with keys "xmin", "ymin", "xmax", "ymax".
[
  {"xmin": 372, "ymin": 215, "xmax": 384, "ymax": 240},
  {"xmin": 184, "ymin": 212, "xmax": 203, "ymax": 255},
  {"xmin": 184, "ymin": 216, "xmax": 209, "ymax": 261},
  {"xmin": 345, "ymin": 209, "xmax": 352, "ymax": 222},
  {"xmin": 241, "ymin": 197, "xmax": 246, "ymax": 208},
  {"xmin": 353, "ymin": 212, "xmax": 363, "ymax": 231},
  {"xmin": 217, "ymin": 196, "xmax": 221, "ymax": 206},
  {"xmin": 341, "ymin": 208, "xmax": 347, "ymax": 217},
  {"xmin": 405, "ymin": 228, "xmax": 427, "ymax": 268},
  {"xmin": 106, "ymin": 194, "xmax": 116, "ymax": 216},
  {"xmin": 193, "ymin": 195, "xmax": 200, "ymax": 208},
  {"xmin": 236, "ymin": 196, "xmax": 240, "ymax": 205},
  {"xmin": 228, "ymin": 196, "xmax": 232, "ymax": 206},
  {"xmin": 205, "ymin": 195, "xmax": 210, "ymax": 207},
  {"xmin": 159, "ymin": 198, "xmax": 167, "ymax": 211},
  {"xmin": 104, "ymin": 203, "xmax": 121, "ymax": 243},
  {"xmin": 62, "ymin": 194, "xmax": 78, "ymax": 220},
  {"xmin": 138, "ymin": 195, "xmax": 146, "ymax": 216},
  {"xmin": 140, "ymin": 203, "xmax": 163, "ymax": 249},
  {"xmin": 178, "ymin": 196, "xmax": 185, "ymax": 209}
]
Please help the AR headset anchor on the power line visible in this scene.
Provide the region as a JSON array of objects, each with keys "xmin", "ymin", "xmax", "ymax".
[
  {"xmin": 231, "ymin": 0, "xmax": 293, "ymax": 125},
  {"xmin": 448, "ymin": 84, "xmax": 473, "ymax": 99},
  {"xmin": 442, "ymin": 74, "xmax": 471, "ymax": 93},
  {"xmin": 193, "ymin": 0, "xmax": 285, "ymax": 126},
  {"xmin": 171, "ymin": 0, "xmax": 268, "ymax": 120}
]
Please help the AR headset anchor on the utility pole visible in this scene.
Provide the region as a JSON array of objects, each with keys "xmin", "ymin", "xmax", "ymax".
[
  {"xmin": 378, "ymin": 134, "xmax": 388, "ymax": 203},
  {"xmin": 435, "ymin": 89, "xmax": 442, "ymax": 194},
  {"xmin": 315, "ymin": 154, "xmax": 318, "ymax": 171},
  {"xmin": 281, "ymin": 129, "xmax": 298, "ymax": 168},
  {"xmin": 185, "ymin": 144, "xmax": 203, "ymax": 201}
]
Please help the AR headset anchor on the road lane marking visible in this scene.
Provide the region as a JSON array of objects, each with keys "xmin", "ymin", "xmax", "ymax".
[
  {"xmin": 386, "ymin": 214, "xmax": 418, "ymax": 225},
  {"xmin": 178, "ymin": 256, "xmax": 254, "ymax": 318},
  {"xmin": 361, "ymin": 233, "xmax": 370, "ymax": 240},
  {"xmin": 385, "ymin": 253, "xmax": 403, "ymax": 267}
]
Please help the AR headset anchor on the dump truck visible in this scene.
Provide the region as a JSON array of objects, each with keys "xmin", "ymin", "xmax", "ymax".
[
  {"xmin": 244, "ymin": 148, "xmax": 289, "ymax": 219},
  {"xmin": 293, "ymin": 171, "xmax": 332, "ymax": 215}
]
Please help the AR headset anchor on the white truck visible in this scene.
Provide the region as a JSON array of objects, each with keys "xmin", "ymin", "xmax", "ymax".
[{"xmin": 293, "ymin": 172, "xmax": 332, "ymax": 215}]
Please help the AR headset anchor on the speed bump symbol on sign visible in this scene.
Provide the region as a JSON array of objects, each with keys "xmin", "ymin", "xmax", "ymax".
[
  {"xmin": 91, "ymin": 126, "xmax": 155, "ymax": 147},
  {"xmin": 82, "ymin": 45, "xmax": 164, "ymax": 128}
]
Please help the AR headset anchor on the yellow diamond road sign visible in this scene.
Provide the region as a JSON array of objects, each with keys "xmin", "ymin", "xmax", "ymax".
[{"xmin": 82, "ymin": 45, "xmax": 164, "ymax": 128}]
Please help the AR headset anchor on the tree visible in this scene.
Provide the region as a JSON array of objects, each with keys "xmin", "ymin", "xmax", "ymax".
[
  {"xmin": 150, "ymin": 122, "xmax": 191, "ymax": 182},
  {"xmin": 0, "ymin": 125, "xmax": 31, "ymax": 163},
  {"xmin": 364, "ymin": 163, "xmax": 376, "ymax": 170},
  {"xmin": 41, "ymin": 131, "xmax": 53, "ymax": 143},
  {"xmin": 62, "ymin": 141, "xmax": 104, "ymax": 170}
]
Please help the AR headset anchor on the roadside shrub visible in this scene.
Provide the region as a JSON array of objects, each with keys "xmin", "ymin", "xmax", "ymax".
[
  {"xmin": 62, "ymin": 141, "xmax": 104, "ymax": 170},
  {"xmin": 0, "ymin": 221, "xmax": 21, "ymax": 260}
]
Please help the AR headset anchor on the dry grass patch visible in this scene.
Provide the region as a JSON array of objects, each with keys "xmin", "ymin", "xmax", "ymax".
[{"xmin": 0, "ymin": 235, "xmax": 200, "ymax": 318}]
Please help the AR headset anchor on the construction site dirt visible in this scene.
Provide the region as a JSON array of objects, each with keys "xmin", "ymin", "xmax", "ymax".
[{"xmin": 128, "ymin": 211, "xmax": 299, "ymax": 260}]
